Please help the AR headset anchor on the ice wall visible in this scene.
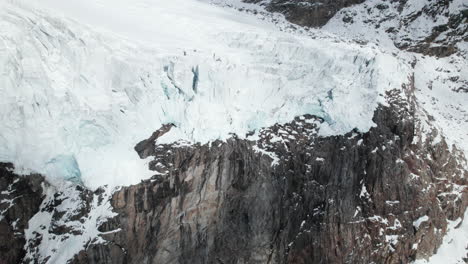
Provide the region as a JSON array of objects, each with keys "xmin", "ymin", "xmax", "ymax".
[{"xmin": 0, "ymin": 0, "xmax": 410, "ymax": 189}]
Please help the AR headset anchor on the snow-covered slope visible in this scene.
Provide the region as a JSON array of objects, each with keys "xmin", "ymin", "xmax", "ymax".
[
  {"xmin": 324, "ymin": 0, "xmax": 468, "ymax": 155},
  {"xmin": 413, "ymin": 210, "xmax": 468, "ymax": 264},
  {"xmin": 0, "ymin": 0, "xmax": 410, "ymax": 189}
]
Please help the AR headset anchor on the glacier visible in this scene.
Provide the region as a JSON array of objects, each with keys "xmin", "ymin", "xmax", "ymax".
[
  {"xmin": 45, "ymin": 154, "xmax": 82, "ymax": 183},
  {"xmin": 0, "ymin": 0, "xmax": 411, "ymax": 189}
]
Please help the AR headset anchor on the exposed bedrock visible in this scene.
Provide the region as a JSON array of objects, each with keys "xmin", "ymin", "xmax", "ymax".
[
  {"xmin": 1, "ymin": 81, "xmax": 466, "ymax": 264},
  {"xmin": 72, "ymin": 85, "xmax": 467, "ymax": 263},
  {"xmin": 241, "ymin": 0, "xmax": 467, "ymax": 57},
  {"xmin": 0, "ymin": 163, "xmax": 45, "ymax": 264},
  {"xmin": 1, "ymin": 84, "xmax": 467, "ymax": 263},
  {"xmin": 243, "ymin": 0, "xmax": 365, "ymax": 27}
]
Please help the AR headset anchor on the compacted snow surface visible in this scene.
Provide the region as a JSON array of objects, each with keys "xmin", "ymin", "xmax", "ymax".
[{"xmin": 0, "ymin": 0, "xmax": 410, "ymax": 188}]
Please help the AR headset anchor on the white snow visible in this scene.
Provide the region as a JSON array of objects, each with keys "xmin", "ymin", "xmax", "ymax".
[
  {"xmin": 387, "ymin": 219, "xmax": 402, "ymax": 230},
  {"xmin": 252, "ymin": 145, "xmax": 280, "ymax": 166},
  {"xmin": 386, "ymin": 234, "xmax": 399, "ymax": 245},
  {"xmin": 413, "ymin": 54, "xmax": 468, "ymax": 156},
  {"xmin": 323, "ymin": 0, "xmax": 468, "ymax": 157},
  {"xmin": 23, "ymin": 182, "xmax": 117, "ymax": 263},
  {"xmin": 0, "ymin": 0, "xmax": 410, "ymax": 189},
  {"xmin": 413, "ymin": 211, "xmax": 468, "ymax": 264},
  {"xmin": 359, "ymin": 184, "xmax": 371, "ymax": 199},
  {"xmin": 413, "ymin": 215, "xmax": 429, "ymax": 230}
]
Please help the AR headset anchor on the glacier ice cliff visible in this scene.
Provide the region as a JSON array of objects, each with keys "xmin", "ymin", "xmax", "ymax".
[
  {"xmin": 0, "ymin": 0, "xmax": 410, "ymax": 189},
  {"xmin": 0, "ymin": 0, "xmax": 467, "ymax": 263}
]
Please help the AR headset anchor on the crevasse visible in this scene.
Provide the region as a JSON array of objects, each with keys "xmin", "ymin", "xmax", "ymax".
[{"xmin": 0, "ymin": 0, "xmax": 410, "ymax": 189}]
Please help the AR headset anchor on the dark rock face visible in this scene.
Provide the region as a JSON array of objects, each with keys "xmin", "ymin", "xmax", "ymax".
[
  {"xmin": 21, "ymin": 184, "xmax": 115, "ymax": 264},
  {"xmin": 72, "ymin": 84, "xmax": 467, "ymax": 263},
  {"xmin": 243, "ymin": 0, "xmax": 365, "ymax": 27},
  {"xmin": 393, "ymin": 1, "xmax": 467, "ymax": 57},
  {"xmin": 0, "ymin": 163, "xmax": 45, "ymax": 264},
  {"xmin": 241, "ymin": 0, "xmax": 467, "ymax": 57},
  {"xmin": 134, "ymin": 123, "xmax": 175, "ymax": 159},
  {"xmin": 0, "ymin": 164, "xmax": 120, "ymax": 264},
  {"xmin": 1, "ymin": 86, "xmax": 466, "ymax": 263}
]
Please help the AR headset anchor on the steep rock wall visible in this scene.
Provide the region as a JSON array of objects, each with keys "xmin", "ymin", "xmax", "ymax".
[{"xmin": 72, "ymin": 84, "xmax": 467, "ymax": 263}]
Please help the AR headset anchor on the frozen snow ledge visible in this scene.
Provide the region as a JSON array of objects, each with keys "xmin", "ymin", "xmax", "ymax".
[{"xmin": 0, "ymin": 0, "xmax": 412, "ymax": 189}]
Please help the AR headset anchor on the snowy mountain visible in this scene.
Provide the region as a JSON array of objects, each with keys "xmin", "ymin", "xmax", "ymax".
[
  {"xmin": 0, "ymin": 0, "xmax": 411, "ymax": 189},
  {"xmin": 0, "ymin": 0, "xmax": 466, "ymax": 263}
]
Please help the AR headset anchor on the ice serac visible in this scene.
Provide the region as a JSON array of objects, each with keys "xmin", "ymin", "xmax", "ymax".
[{"xmin": 0, "ymin": 0, "xmax": 409, "ymax": 189}]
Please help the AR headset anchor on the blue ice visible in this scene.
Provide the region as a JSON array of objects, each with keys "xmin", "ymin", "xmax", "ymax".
[{"xmin": 45, "ymin": 155, "xmax": 82, "ymax": 184}]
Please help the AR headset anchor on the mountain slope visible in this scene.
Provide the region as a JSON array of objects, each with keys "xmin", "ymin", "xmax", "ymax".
[{"xmin": 0, "ymin": 0, "xmax": 466, "ymax": 263}]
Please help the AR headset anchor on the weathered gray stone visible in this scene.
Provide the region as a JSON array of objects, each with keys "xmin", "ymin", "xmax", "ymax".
[
  {"xmin": 244, "ymin": 0, "xmax": 365, "ymax": 27},
  {"xmin": 0, "ymin": 163, "xmax": 45, "ymax": 264},
  {"xmin": 71, "ymin": 84, "xmax": 467, "ymax": 263}
]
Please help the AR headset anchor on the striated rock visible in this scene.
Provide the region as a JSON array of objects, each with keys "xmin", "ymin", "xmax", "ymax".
[
  {"xmin": 243, "ymin": 0, "xmax": 365, "ymax": 27},
  {"xmin": 394, "ymin": 2, "xmax": 467, "ymax": 57},
  {"xmin": 1, "ymin": 85, "xmax": 466, "ymax": 263},
  {"xmin": 0, "ymin": 163, "xmax": 45, "ymax": 264},
  {"xmin": 0, "ymin": 164, "xmax": 118, "ymax": 264},
  {"xmin": 72, "ymin": 82, "xmax": 467, "ymax": 263}
]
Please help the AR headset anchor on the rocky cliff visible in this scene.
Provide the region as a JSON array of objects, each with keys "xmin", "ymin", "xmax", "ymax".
[
  {"xmin": 71, "ymin": 79, "xmax": 467, "ymax": 263},
  {"xmin": 2, "ymin": 75, "xmax": 466, "ymax": 263},
  {"xmin": 0, "ymin": 164, "xmax": 44, "ymax": 264},
  {"xmin": 0, "ymin": 0, "xmax": 467, "ymax": 263},
  {"xmin": 242, "ymin": 0, "xmax": 366, "ymax": 27}
]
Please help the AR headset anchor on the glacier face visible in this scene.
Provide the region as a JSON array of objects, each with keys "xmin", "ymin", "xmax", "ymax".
[{"xmin": 0, "ymin": 0, "xmax": 411, "ymax": 189}]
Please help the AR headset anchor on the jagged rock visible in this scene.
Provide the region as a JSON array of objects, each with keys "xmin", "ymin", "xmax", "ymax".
[
  {"xmin": 1, "ymin": 84, "xmax": 466, "ymax": 264},
  {"xmin": 71, "ymin": 83, "xmax": 467, "ymax": 263},
  {"xmin": 338, "ymin": 0, "xmax": 467, "ymax": 57},
  {"xmin": 0, "ymin": 163, "xmax": 45, "ymax": 264},
  {"xmin": 0, "ymin": 1, "xmax": 466, "ymax": 263},
  {"xmin": 135, "ymin": 123, "xmax": 176, "ymax": 159},
  {"xmin": 243, "ymin": 0, "xmax": 365, "ymax": 27},
  {"xmin": 242, "ymin": 0, "xmax": 467, "ymax": 57},
  {"xmin": 70, "ymin": 243, "xmax": 127, "ymax": 264}
]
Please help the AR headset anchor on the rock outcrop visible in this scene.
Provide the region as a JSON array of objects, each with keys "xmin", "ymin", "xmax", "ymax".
[
  {"xmin": 0, "ymin": 163, "xmax": 45, "ymax": 264},
  {"xmin": 0, "ymin": 1, "xmax": 467, "ymax": 263},
  {"xmin": 1, "ymin": 81, "xmax": 466, "ymax": 264},
  {"xmin": 328, "ymin": 0, "xmax": 468, "ymax": 57},
  {"xmin": 239, "ymin": 0, "xmax": 467, "ymax": 57},
  {"xmin": 243, "ymin": 0, "xmax": 365, "ymax": 27},
  {"xmin": 70, "ymin": 81, "xmax": 467, "ymax": 263}
]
